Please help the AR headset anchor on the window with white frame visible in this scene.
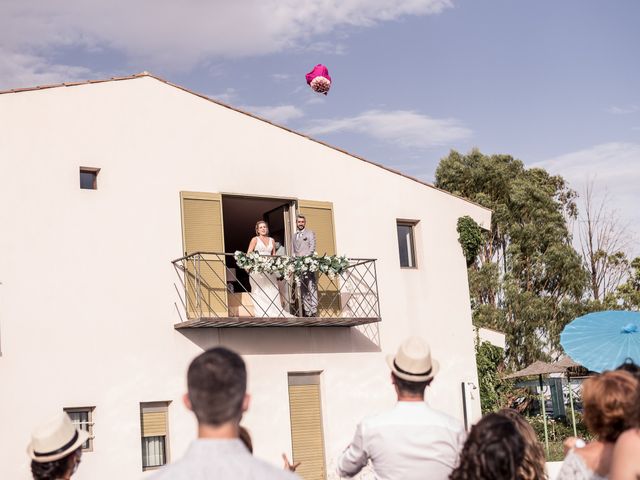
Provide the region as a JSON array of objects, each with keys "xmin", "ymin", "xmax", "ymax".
[
  {"xmin": 63, "ymin": 407, "xmax": 95, "ymax": 451},
  {"xmin": 396, "ymin": 220, "xmax": 418, "ymax": 268},
  {"xmin": 140, "ymin": 402, "xmax": 170, "ymax": 471}
]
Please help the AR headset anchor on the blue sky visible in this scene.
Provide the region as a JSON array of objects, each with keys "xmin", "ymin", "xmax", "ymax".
[{"xmin": 2, "ymin": 0, "xmax": 639, "ymax": 252}]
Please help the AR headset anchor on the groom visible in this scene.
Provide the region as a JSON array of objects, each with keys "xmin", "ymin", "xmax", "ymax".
[{"xmin": 292, "ymin": 214, "xmax": 318, "ymax": 317}]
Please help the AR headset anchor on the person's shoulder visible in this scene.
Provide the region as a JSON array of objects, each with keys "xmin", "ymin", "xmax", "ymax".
[
  {"xmin": 250, "ymin": 455, "xmax": 300, "ymax": 479},
  {"xmin": 616, "ymin": 428, "xmax": 640, "ymax": 450},
  {"xmin": 423, "ymin": 404, "xmax": 465, "ymax": 430}
]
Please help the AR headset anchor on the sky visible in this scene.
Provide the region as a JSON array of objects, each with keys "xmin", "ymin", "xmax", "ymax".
[{"xmin": 2, "ymin": 0, "xmax": 639, "ymax": 253}]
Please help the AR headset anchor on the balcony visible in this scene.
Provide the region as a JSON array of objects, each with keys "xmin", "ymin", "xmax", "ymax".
[{"xmin": 171, "ymin": 252, "xmax": 381, "ymax": 329}]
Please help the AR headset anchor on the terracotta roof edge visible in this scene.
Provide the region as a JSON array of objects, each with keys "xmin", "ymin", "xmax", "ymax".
[{"xmin": 0, "ymin": 72, "xmax": 491, "ymax": 214}]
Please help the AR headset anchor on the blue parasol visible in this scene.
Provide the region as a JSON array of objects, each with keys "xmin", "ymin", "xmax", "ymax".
[{"xmin": 560, "ymin": 310, "xmax": 640, "ymax": 373}]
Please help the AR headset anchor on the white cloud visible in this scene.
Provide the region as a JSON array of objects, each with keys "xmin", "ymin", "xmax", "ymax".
[
  {"xmin": 0, "ymin": 0, "xmax": 452, "ymax": 88},
  {"xmin": 304, "ymin": 109, "xmax": 472, "ymax": 148},
  {"xmin": 535, "ymin": 142, "xmax": 640, "ymax": 254},
  {"xmin": 607, "ymin": 105, "xmax": 639, "ymax": 115},
  {"xmin": 208, "ymin": 88, "xmax": 238, "ymax": 104},
  {"xmin": 271, "ymin": 73, "xmax": 292, "ymax": 82},
  {"xmin": 241, "ymin": 104, "xmax": 305, "ymax": 124},
  {"xmin": 0, "ymin": 47, "xmax": 95, "ymax": 89}
]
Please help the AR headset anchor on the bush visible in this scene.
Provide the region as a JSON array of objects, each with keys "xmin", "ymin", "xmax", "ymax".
[{"xmin": 525, "ymin": 413, "xmax": 591, "ymax": 460}]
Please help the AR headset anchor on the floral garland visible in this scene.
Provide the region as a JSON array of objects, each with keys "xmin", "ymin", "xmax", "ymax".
[{"xmin": 234, "ymin": 251, "xmax": 349, "ymax": 280}]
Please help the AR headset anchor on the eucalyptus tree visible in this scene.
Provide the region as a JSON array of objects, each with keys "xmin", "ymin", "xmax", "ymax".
[{"xmin": 436, "ymin": 149, "xmax": 587, "ymax": 367}]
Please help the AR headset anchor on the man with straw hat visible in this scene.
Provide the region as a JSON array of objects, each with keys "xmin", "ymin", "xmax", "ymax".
[
  {"xmin": 27, "ymin": 412, "xmax": 88, "ymax": 479},
  {"xmin": 337, "ymin": 336, "xmax": 465, "ymax": 480}
]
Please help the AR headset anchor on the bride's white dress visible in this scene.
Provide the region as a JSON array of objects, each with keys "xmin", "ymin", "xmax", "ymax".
[{"xmin": 249, "ymin": 237, "xmax": 292, "ymax": 317}]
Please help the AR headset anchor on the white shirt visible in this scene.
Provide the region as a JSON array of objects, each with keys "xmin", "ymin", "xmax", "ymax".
[
  {"xmin": 556, "ymin": 450, "xmax": 608, "ymax": 480},
  {"xmin": 149, "ymin": 439, "xmax": 298, "ymax": 480},
  {"xmin": 337, "ymin": 401, "xmax": 465, "ymax": 480}
]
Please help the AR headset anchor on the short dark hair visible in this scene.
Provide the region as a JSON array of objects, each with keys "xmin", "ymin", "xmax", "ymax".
[
  {"xmin": 187, "ymin": 347, "xmax": 247, "ymax": 426},
  {"xmin": 450, "ymin": 413, "xmax": 525, "ymax": 480},
  {"xmin": 392, "ymin": 372, "xmax": 431, "ymax": 396},
  {"xmin": 31, "ymin": 448, "xmax": 80, "ymax": 480}
]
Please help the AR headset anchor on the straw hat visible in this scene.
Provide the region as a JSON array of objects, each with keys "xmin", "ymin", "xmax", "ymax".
[
  {"xmin": 386, "ymin": 336, "xmax": 439, "ymax": 382},
  {"xmin": 27, "ymin": 413, "xmax": 89, "ymax": 462}
]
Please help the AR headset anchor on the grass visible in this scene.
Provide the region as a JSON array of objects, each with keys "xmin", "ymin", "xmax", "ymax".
[{"xmin": 545, "ymin": 441, "xmax": 565, "ymax": 462}]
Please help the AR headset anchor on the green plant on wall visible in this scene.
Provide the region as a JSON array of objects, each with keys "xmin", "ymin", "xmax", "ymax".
[
  {"xmin": 475, "ymin": 339, "xmax": 520, "ymax": 413},
  {"xmin": 457, "ymin": 216, "xmax": 484, "ymax": 267}
]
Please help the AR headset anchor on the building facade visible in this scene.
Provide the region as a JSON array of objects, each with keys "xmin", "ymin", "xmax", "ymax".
[{"xmin": 0, "ymin": 74, "xmax": 491, "ymax": 479}]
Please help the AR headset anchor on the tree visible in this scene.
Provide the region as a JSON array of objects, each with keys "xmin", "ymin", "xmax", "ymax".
[
  {"xmin": 436, "ymin": 149, "xmax": 587, "ymax": 368},
  {"xmin": 578, "ymin": 181, "xmax": 632, "ymax": 304},
  {"xmin": 616, "ymin": 257, "xmax": 640, "ymax": 310}
]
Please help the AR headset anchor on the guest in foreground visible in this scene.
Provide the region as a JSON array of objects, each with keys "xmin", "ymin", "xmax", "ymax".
[
  {"xmin": 610, "ymin": 362, "xmax": 640, "ymax": 480},
  {"xmin": 557, "ymin": 370, "xmax": 638, "ymax": 480},
  {"xmin": 337, "ymin": 336, "xmax": 465, "ymax": 480},
  {"xmin": 450, "ymin": 413, "xmax": 525, "ymax": 480},
  {"xmin": 28, "ymin": 412, "xmax": 88, "ymax": 480},
  {"xmin": 150, "ymin": 347, "xmax": 298, "ymax": 479},
  {"xmin": 498, "ymin": 409, "xmax": 548, "ymax": 480}
]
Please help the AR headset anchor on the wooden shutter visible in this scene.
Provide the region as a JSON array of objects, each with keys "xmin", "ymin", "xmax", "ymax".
[
  {"xmin": 288, "ymin": 374, "xmax": 326, "ymax": 480},
  {"xmin": 180, "ymin": 192, "xmax": 227, "ymax": 318},
  {"xmin": 297, "ymin": 200, "xmax": 340, "ymax": 316},
  {"xmin": 140, "ymin": 404, "xmax": 168, "ymax": 437}
]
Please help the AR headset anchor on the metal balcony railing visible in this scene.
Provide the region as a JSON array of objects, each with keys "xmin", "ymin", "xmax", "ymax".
[{"xmin": 171, "ymin": 252, "xmax": 381, "ymax": 328}]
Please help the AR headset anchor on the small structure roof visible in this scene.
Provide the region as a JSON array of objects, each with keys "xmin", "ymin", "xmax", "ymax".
[
  {"xmin": 552, "ymin": 356, "xmax": 581, "ymax": 369},
  {"xmin": 503, "ymin": 360, "xmax": 566, "ymax": 379}
]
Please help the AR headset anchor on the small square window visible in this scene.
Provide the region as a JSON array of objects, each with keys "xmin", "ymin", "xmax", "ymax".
[
  {"xmin": 79, "ymin": 167, "xmax": 100, "ymax": 190},
  {"xmin": 397, "ymin": 221, "xmax": 418, "ymax": 268},
  {"xmin": 63, "ymin": 407, "xmax": 95, "ymax": 452},
  {"xmin": 140, "ymin": 402, "xmax": 170, "ymax": 471}
]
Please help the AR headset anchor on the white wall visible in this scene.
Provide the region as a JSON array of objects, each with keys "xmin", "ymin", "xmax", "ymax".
[{"xmin": 0, "ymin": 76, "xmax": 491, "ymax": 479}]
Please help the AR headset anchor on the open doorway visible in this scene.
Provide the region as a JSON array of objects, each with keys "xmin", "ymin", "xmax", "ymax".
[{"xmin": 222, "ymin": 195, "xmax": 295, "ymax": 293}]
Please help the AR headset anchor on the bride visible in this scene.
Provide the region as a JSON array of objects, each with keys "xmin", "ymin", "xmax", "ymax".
[{"xmin": 246, "ymin": 221, "xmax": 293, "ymax": 317}]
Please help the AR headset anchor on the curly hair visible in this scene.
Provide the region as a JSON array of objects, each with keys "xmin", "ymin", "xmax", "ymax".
[
  {"xmin": 498, "ymin": 409, "xmax": 547, "ymax": 480},
  {"xmin": 450, "ymin": 413, "xmax": 525, "ymax": 480},
  {"xmin": 582, "ymin": 369, "xmax": 639, "ymax": 442},
  {"xmin": 30, "ymin": 448, "xmax": 79, "ymax": 479}
]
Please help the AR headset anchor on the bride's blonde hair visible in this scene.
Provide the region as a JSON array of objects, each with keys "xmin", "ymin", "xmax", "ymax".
[{"xmin": 255, "ymin": 220, "xmax": 268, "ymax": 235}]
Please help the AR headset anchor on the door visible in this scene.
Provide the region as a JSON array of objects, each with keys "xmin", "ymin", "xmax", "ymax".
[
  {"xmin": 264, "ymin": 203, "xmax": 293, "ymax": 254},
  {"xmin": 288, "ymin": 373, "xmax": 327, "ymax": 480},
  {"xmin": 180, "ymin": 192, "xmax": 228, "ymax": 318},
  {"xmin": 297, "ymin": 200, "xmax": 340, "ymax": 317}
]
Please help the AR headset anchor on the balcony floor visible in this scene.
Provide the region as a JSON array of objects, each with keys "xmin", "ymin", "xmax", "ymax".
[{"xmin": 174, "ymin": 316, "xmax": 381, "ymax": 329}]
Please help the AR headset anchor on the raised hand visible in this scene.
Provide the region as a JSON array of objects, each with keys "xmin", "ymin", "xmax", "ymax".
[{"xmin": 282, "ymin": 453, "xmax": 301, "ymax": 472}]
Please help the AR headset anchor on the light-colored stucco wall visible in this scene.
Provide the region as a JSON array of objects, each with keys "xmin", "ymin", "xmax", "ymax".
[{"xmin": 0, "ymin": 76, "xmax": 491, "ymax": 479}]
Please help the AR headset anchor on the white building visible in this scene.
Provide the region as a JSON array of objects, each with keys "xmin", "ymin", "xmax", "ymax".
[{"xmin": 0, "ymin": 73, "xmax": 491, "ymax": 479}]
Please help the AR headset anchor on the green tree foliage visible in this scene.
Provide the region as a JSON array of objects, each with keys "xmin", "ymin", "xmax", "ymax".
[
  {"xmin": 436, "ymin": 149, "xmax": 587, "ymax": 368},
  {"xmin": 475, "ymin": 340, "xmax": 515, "ymax": 413},
  {"xmin": 617, "ymin": 257, "xmax": 640, "ymax": 309},
  {"xmin": 457, "ymin": 216, "xmax": 484, "ymax": 266}
]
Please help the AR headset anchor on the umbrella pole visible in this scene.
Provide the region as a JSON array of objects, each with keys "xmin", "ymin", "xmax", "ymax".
[
  {"xmin": 539, "ymin": 374, "xmax": 549, "ymax": 455},
  {"xmin": 568, "ymin": 374, "xmax": 577, "ymax": 437}
]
